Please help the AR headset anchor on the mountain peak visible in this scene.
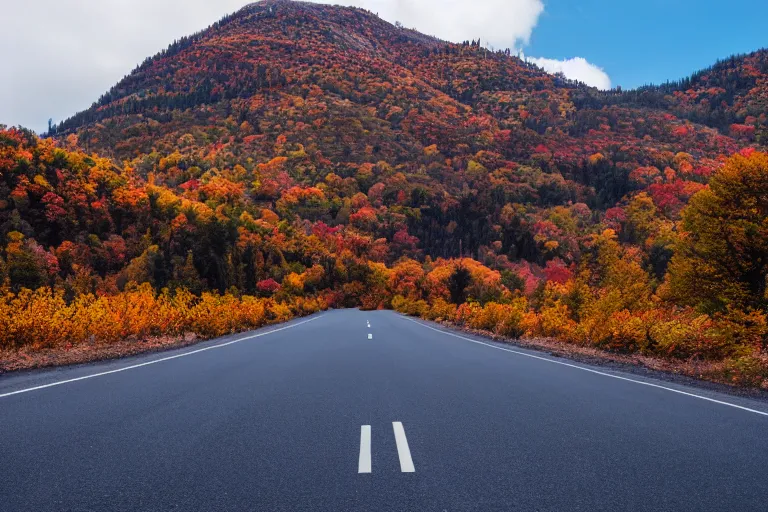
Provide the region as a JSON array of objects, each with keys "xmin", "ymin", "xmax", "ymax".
[{"xmin": 51, "ymin": 0, "xmax": 766, "ymax": 161}]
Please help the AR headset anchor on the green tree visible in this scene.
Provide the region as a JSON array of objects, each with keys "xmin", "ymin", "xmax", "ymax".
[
  {"xmin": 5, "ymin": 232, "xmax": 46, "ymax": 290},
  {"xmin": 171, "ymin": 251, "xmax": 205, "ymax": 294},
  {"xmin": 121, "ymin": 245, "xmax": 162, "ymax": 288},
  {"xmin": 501, "ymin": 270, "xmax": 526, "ymax": 295},
  {"xmin": 666, "ymin": 152, "xmax": 768, "ymax": 313}
]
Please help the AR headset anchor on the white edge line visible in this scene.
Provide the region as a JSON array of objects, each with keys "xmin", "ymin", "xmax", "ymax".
[
  {"xmin": 358, "ymin": 425, "xmax": 372, "ymax": 474},
  {"xmin": 0, "ymin": 315, "xmax": 323, "ymax": 399},
  {"xmin": 392, "ymin": 421, "xmax": 415, "ymax": 472},
  {"xmin": 403, "ymin": 316, "xmax": 768, "ymax": 418}
]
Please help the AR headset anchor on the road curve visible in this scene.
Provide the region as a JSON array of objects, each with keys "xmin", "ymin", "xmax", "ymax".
[{"xmin": 1, "ymin": 309, "xmax": 767, "ymax": 511}]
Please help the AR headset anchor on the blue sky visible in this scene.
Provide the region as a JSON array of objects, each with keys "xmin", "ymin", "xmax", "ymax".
[{"xmin": 528, "ymin": 0, "xmax": 768, "ymax": 89}]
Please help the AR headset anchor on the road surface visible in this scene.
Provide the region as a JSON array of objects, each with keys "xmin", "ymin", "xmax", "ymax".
[{"xmin": 1, "ymin": 309, "xmax": 767, "ymax": 511}]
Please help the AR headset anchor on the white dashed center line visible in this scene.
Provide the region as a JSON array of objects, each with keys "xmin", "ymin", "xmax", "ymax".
[
  {"xmin": 359, "ymin": 425, "xmax": 372, "ymax": 473},
  {"xmin": 392, "ymin": 422, "xmax": 415, "ymax": 473}
]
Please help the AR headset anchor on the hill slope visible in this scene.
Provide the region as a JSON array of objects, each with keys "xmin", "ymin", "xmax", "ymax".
[
  {"xmin": 589, "ymin": 49, "xmax": 768, "ymax": 143},
  {"xmin": 48, "ymin": 0, "xmax": 752, "ymax": 260}
]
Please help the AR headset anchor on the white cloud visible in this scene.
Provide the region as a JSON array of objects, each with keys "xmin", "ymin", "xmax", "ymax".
[
  {"xmin": 349, "ymin": 0, "xmax": 544, "ymax": 49},
  {"xmin": 0, "ymin": 0, "xmax": 608, "ymax": 132},
  {"xmin": 2, "ymin": 0, "xmax": 255, "ymax": 133},
  {"xmin": 526, "ymin": 56, "xmax": 612, "ymax": 90}
]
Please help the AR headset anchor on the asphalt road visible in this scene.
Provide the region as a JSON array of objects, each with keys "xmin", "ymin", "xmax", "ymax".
[{"xmin": 1, "ymin": 309, "xmax": 767, "ymax": 511}]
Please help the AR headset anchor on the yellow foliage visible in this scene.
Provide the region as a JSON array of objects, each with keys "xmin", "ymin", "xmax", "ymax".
[
  {"xmin": 588, "ymin": 153, "xmax": 605, "ymax": 165},
  {"xmin": 467, "ymin": 302, "xmax": 507, "ymax": 332},
  {"xmin": 0, "ymin": 284, "xmax": 326, "ymax": 351},
  {"xmin": 426, "ymin": 298, "xmax": 457, "ymax": 322},
  {"xmin": 524, "ymin": 300, "xmax": 576, "ymax": 340},
  {"xmin": 33, "ymin": 175, "xmax": 53, "ymax": 190},
  {"xmin": 282, "ymin": 272, "xmax": 306, "ymax": 295},
  {"xmin": 391, "ymin": 295, "xmax": 428, "ymax": 316}
]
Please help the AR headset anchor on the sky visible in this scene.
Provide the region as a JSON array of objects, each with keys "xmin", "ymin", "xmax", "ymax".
[{"xmin": 2, "ymin": 0, "xmax": 767, "ymax": 133}]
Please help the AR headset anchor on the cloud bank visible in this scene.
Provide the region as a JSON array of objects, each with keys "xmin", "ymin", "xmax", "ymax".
[
  {"xmin": 352, "ymin": 0, "xmax": 544, "ymax": 49},
  {"xmin": 1, "ymin": 0, "xmax": 610, "ymax": 132},
  {"xmin": 526, "ymin": 56, "xmax": 612, "ymax": 90}
]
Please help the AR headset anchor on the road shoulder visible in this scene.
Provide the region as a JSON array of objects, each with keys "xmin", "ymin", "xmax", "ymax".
[{"xmin": 398, "ymin": 312, "xmax": 768, "ymax": 411}]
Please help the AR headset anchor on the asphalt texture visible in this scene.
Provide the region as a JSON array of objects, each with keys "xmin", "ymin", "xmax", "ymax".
[{"xmin": 1, "ymin": 309, "xmax": 767, "ymax": 511}]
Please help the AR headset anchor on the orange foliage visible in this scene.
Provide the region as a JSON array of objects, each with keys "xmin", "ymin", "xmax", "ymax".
[{"xmin": 0, "ymin": 284, "xmax": 326, "ymax": 351}]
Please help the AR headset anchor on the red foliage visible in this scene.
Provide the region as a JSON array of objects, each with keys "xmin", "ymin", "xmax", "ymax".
[
  {"xmin": 256, "ymin": 279, "xmax": 281, "ymax": 294},
  {"xmin": 543, "ymin": 259, "xmax": 573, "ymax": 284}
]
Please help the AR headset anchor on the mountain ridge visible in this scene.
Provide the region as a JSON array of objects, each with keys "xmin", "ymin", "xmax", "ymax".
[
  {"xmin": 587, "ymin": 48, "xmax": 768, "ymax": 141},
  {"xmin": 48, "ymin": 1, "xmax": 768, "ymax": 143}
]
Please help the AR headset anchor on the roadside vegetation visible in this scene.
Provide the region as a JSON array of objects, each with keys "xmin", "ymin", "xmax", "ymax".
[
  {"xmin": 1, "ymin": 142, "xmax": 766, "ymax": 384},
  {"xmin": 392, "ymin": 152, "xmax": 768, "ymax": 387}
]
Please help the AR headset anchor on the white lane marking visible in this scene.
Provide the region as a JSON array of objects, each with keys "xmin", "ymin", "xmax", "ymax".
[
  {"xmin": 403, "ymin": 316, "xmax": 768, "ymax": 418},
  {"xmin": 367, "ymin": 321, "xmax": 371, "ymax": 328},
  {"xmin": 368, "ymin": 333, "xmax": 373, "ymax": 340},
  {"xmin": 0, "ymin": 316, "xmax": 323, "ymax": 399},
  {"xmin": 359, "ymin": 425, "xmax": 372, "ymax": 473},
  {"xmin": 392, "ymin": 422, "xmax": 415, "ymax": 472}
]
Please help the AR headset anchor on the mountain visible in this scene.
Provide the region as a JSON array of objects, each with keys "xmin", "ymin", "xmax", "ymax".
[
  {"xmin": 587, "ymin": 49, "xmax": 768, "ymax": 143},
  {"xmin": 47, "ymin": 0, "xmax": 752, "ymax": 259},
  {"xmin": 3, "ymin": 0, "xmax": 768, "ymax": 382}
]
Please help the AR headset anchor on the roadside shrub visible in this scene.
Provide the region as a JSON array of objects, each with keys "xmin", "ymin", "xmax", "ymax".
[
  {"xmin": 601, "ymin": 309, "xmax": 647, "ymax": 353},
  {"xmin": 359, "ymin": 292, "xmax": 383, "ymax": 311},
  {"xmin": 525, "ymin": 300, "xmax": 576, "ymax": 341},
  {"xmin": 0, "ymin": 284, "xmax": 325, "ymax": 351},
  {"xmin": 391, "ymin": 295, "xmax": 408, "ymax": 313},
  {"xmin": 709, "ymin": 309, "xmax": 768, "ymax": 357},
  {"xmin": 454, "ymin": 302, "xmax": 482, "ymax": 326},
  {"xmin": 0, "ymin": 287, "xmax": 70, "ymax": 349},
  {"xmin": 391, "ymin": 295, "xmax": 428, "ymax": 316},
  {"xmin": 426, "ymin": 298, "xmax": 456, "ymax": 321},
  {"xmin": 494, "ymin": 298, "xmax": 528, "ymax": 338},
  {"xmin": 719, "ymin": 354, "xmax": 768, "ymax": 387},
  {"xmin": 468, "ymin": 302, "xmax": 507, "ymax": 331},
  {"xmin": 646, "ymin": 310, "xmax": 714, "ymax": 359}
]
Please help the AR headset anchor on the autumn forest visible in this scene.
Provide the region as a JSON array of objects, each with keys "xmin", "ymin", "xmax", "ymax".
[{"xmin": 2, "ymin": 0, "xmax": 767, "ymax": 386}]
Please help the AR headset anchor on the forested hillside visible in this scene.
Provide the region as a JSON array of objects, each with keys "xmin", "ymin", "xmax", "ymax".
[
  {"xmin": 2, "ymin": 0, "xmax": 767, "ymax": 385},
  {"xmin": 589, "ymin": 49, "xmax": 768, "ymax": 142}
]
